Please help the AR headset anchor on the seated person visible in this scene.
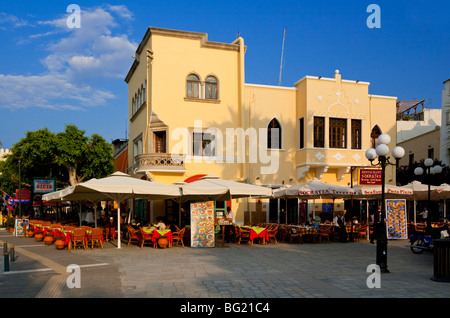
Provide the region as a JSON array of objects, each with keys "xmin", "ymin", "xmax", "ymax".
[
  {"xmin": 152, "ymin": 217, "xmax": 166, "ymax": 230},
  {"xmin": 310, "ymin": 218, "xmax": 320, "ymax": 231}
]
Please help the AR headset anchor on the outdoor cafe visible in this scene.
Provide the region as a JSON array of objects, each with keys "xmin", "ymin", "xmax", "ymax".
[{"xmin": 4, "ymin": 172, "xmax": 449, "ymax": 250}]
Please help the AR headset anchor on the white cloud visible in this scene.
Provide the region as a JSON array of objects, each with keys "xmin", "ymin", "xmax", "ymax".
[
  {"xmin": 0, "ymin": 74, "xmax": 114, "ymax": 111},
  {"xmin": 0, "ymin": 5, "xmax": 137, "ymax": 111},
  {"xmin": 0, "ymin": 12, "xmax": 29, "ymax": 28}
]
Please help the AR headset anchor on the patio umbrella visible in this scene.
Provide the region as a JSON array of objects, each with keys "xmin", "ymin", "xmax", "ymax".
[
  {"xmin": 43, "ymin": 171, "xmax": 181, "ymax": 248},
  {"xmin": 273, "ymin": 178, "xmax": 357, "ymax": 199},
  {"xmin": 198, "ymin": 175, "xmax": 273, "ymax": 198},
  {"xmin": 352, "ymin": 184, "xmax": 414, "ymax": 199}
]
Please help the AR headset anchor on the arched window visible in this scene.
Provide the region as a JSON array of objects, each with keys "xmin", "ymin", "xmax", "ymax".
[
  {"xmin": 267, "ymin": 118, "xmax": 282, "ymax": 149},
  {"xmin": 205, "ymin": 75, "xmax": 218, "ymax": 99},
  {"xmin": 186, "ymin": 74, "xmax": 200, "ymax": 98},
  {"xmin": 371, "ymin": 125, "xmax": 382, "ymax": 148}
]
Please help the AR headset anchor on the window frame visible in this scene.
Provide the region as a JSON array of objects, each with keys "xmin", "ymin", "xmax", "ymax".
[
  {"xmin": 205, "ymin": 75, "xmax": 218, "ymax": 100},
  {"xmin": 351, "ymin": 119, "xmax": 362, "ymax": 149},
  {"xmin": 186, "ymin": 74, "xmax": 201, "ymax": 99},
  {"xmin": 329, "ymin": 118, "xmax": 347, "ymax": 149},
  {"xmin": 192, "ymin": 132, "xmax": 215, "ymax": 157},
  {"xmin": 267, "ymin": 118, "xmax": 282, "ymax": 149},
  {"xmin": 313, "ymin": 116, "xmax": 325, "ymax": 148}
]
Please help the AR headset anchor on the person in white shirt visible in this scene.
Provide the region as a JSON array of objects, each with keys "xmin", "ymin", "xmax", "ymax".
[
  {"xmin": 418, "ymin": 208, "xmax": 428, "ymax": 222},
  {"xmin": 152, "ymin": 217, "xmax": 166, "ymax": 230},
  {"xmin": 334, "ymin": 211, "xmax": 348, "ymax": 243},
  {"xmin": 84, "ymin": 210, "xmax": 95, "ymax": 226},
  {"xmin": 226, "ymin": 206, "xmax": 236, "ymax": 223}
]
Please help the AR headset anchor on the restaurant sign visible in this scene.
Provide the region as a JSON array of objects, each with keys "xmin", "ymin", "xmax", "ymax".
[
  {"xmin": 34, "ymin": 179, "xmax": 55, "ymax": 193},
  {"xmin": 359, "ymin": 169, "xmax": 382, "ymax": 185}
]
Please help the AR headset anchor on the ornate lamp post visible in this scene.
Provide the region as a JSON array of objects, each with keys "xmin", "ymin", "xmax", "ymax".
[
  {"xmin": 365, "ymin": 133, "xmax": 405, "ymax": 273},
  {"xmin": 414, "ymin": 158, "xmax": 443, "ymax": 234}
]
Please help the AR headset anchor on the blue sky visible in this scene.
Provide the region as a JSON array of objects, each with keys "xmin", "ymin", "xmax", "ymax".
[{"xmin": 0, "ymin": 0, "xmax": 449, "ymax": 150}]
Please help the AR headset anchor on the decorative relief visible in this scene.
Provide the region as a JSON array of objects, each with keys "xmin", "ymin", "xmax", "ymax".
[
  {"xmin": 308, "ymin": 111, "xmax": 366, "ymax": 119},
  {"xmin": 332, "ymin": 152, "xmax": 344, "ymax": 161},
  {"xmin": 314, "ymin": 152, "xmax": 324, "ymax": 161}
]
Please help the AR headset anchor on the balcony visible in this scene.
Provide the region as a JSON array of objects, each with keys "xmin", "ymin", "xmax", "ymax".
[{"xmin": 131, "ymin": 153, "xmax": 186, "ymax": 173}]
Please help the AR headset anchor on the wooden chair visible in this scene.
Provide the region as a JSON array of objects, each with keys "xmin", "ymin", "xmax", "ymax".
[
  {"xmin": 172, "ymin": 227, "xmax": 186, "ymax": 247},
  {"xmin": 104, "ymin": 225, "xmax": 117, "ymax": 242},
  {"xmin": 415, "ymin": 223, "xmax": 426, "ymax": 233},
  {"xmin": 236, "ymin": 226, "xmax": 253, "ymax": 245},
  {"xmin": 72, "ymin": 227, "xmax": 87, "ymax": 250},
  {"xmin": 319, "ymin": 225, "xmax": 332, "ymax": 243},
  {"xmin": 139, "ymin": 228, "xmax": 156, "ymax": 248},
  {"xmin": 351, "ymin": 225, "xmax": 361, "ymax": 241},
  {"xmin": 359, "ymin": 224, "xmax": 368, "ymax": 241},
  {"xmin": 90, "ymin": 228, "xmax": 104, "ymax": 249},
  {"xmin": 126, "ymin": 226, "xmax": 141, "ymax": 247},
  {"xmin": 267, "ymin": 226, "xmax": 278, "ymax": 244},
  {"xmin": 288, "ymin": 227, "xmax": 303, "ymax": 244}
]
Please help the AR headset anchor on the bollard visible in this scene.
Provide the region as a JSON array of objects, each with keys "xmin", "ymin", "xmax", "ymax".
[
  {"xmin": 3, "ymin": 242, "xmax": 7, "ymax": 253},
  {"xmin": 4, "ymin": 252, "xmax": 9, "ymax": 272},
  {"xmin": 10, "ymin": 246, "xmax": 15, "ymax": 262}
]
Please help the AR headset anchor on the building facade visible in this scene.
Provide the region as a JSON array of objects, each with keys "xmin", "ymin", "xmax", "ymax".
[
  {"xmin": 440, "ymin": 79, "xmax": 450, "ymax": 166},
  {"xmin": 125, "ymin": 27, "xmax": 398, "ymax": 225}
]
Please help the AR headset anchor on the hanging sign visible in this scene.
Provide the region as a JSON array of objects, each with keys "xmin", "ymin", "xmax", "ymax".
[
  {"xmin": 359, "ymin": 169, "xmax": 382, "ymax": 185},
  {"xmin": 34, "ymin": 179, "xmax": 55, "ymax": 193}
]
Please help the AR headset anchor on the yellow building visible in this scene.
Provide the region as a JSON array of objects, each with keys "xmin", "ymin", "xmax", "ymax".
[{"xmin": 125, "ymin": 27, "xmax": 398, "ymax": 225}]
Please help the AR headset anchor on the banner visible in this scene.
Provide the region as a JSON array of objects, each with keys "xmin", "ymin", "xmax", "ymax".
[
  {"xmin": 190, "ymin": 201, "xmax": 215, "ymax": 247},
  {"xmin": 386, "ymin": 199, "xmax": 408, "ymax": 239}
]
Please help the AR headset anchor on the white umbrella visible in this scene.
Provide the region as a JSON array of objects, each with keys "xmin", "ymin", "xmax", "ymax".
[
  {"xmin": 401, "ymin": 181, "xmax": 443, "ymax": 200},
  {"xmin": 175, "ymin": 180, "xmax": 231, "ymax": 202},
  {"xmin": 199, "ymin": 175, "xmax": 273, "ymax": 198},
  {"xmin": 43, "ymin": 171, "xmax": 181, "ymax": 248},
  {"xmin": 352, "ymin": 184, "xmax": 414, "ymax": 199},
  {"xmin": 273, "ymin": 178, "xmax": 357, "ymax": 199}
]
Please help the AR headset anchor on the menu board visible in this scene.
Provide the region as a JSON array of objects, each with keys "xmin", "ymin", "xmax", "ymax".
[
  {"xmin": 386, "ymin": 199, "xmax": 408, "ymax": 239},
  {"xmin": 190, "ymin": 201, "xmax": 215, "ymax": 247},
  {"xmin": 14, "ymin": 218, "xmax": 29, "ymax": 236}
]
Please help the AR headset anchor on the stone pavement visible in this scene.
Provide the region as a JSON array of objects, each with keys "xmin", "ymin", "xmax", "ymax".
[{"xmin": 1, "ymin": 228, "xmax": 450, "ymax": 302}]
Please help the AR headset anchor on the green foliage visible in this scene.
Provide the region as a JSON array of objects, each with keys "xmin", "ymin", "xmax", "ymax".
[
  {"xmin": 5, "ymin": 217, "xmax": 15, "ymax": 229},
  {"xmin": 0, "ymin": 124, "xmax": 115, "ymax": 192}
]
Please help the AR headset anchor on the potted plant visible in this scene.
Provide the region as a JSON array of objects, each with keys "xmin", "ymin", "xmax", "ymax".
[
  {"xmin": 35, "ymin": 228, "xmax": 44, "ymax": 241},
  {"xmin": 44, "ymin": 232, "xmax": 54, "ymax": 245},
  {"xmin": 27, "ymin": 225, "xmax": 35, "ymax": 238},
  {"xmin": 54, "ymin": 235, "xmax": 66, "ymax": 250},
  {"xmin": 158, "ymin": 236, "xmax": 169, "ymax": 248},
  {"xmin": 5, "ymin": 217, "xmax": 15, "ymax": 233}
]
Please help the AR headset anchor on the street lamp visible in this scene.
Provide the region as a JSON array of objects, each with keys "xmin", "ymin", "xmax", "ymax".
[
  {"xmin": 365, "ymin": 133, "xmax": 405, "ymax": 273},
  {"xmin": 414, "ymin": 158, "xmax": 443, "ymax": 234}
]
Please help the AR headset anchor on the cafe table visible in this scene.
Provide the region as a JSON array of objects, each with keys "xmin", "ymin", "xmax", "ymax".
[
  {"xmin": 152, "ymin": 229, "xmax": 173, "ymax": 247},
  {"xmin": 241, "ymin": 226, "xmax": 269, "ymax": 244},
  {"xmin": 141, "ymin": 227, "xmax": 173, "ymax": 247}
]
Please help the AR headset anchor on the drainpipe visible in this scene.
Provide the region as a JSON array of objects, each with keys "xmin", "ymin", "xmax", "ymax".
[
  {"xmin": 144, "ymin": 49, "xmax": 154, "ymax": 154},
  {"xmin": 231, "ymin": 37, "xmax": 247, "ymax": 182}
]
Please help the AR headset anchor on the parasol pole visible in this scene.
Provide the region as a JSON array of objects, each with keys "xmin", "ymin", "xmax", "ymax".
[{"xmin": 117, "ymin": 201, "xmax": 121, "ymax": 249}]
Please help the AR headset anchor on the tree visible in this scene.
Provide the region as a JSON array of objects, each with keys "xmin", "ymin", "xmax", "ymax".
[
  {"xmin": 0, "ymin": 125, "xmax": 115, "ymax": 193},
  {"xmin": 55, "ymin": 124, "xmax": 115, "ymax": 185}
]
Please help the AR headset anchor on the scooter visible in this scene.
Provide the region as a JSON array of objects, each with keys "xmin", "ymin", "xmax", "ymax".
[{"xmin": 410, "ymin": 232, "xmax": 433, "ymax": 254}]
